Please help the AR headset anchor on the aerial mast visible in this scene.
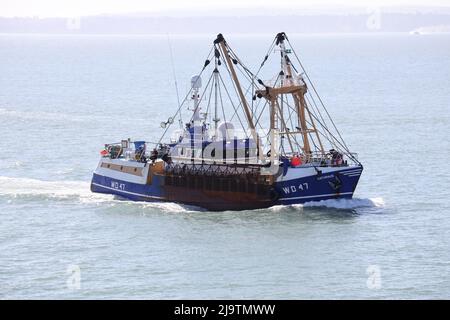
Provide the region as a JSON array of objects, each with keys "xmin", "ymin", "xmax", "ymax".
[{"xmin": 190, "ymin": 75, "xmax": 202, "ymax": 123}]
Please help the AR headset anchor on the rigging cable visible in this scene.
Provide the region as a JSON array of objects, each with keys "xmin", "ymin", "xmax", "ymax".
[
  {"xmin": 304, "ymin": 93, "xmax": 334, "ymax": 148},
  {"xmin": 167, "ymin": 34, "xmax": 183, "ymax": 128},
  {"xmin": 217, "ymin": 72, "xmax": 248, "ymax": 135},
  {"xmin": 157, "ymin": 46, "xmax": 214, "ymax": 145},
  {"xmin": 299, "ymin": 103, "xmax": 360, "ymax": 163},
  {"xmin": 285, "ymin": 37, "xmax": 351, "ymax": 153}
]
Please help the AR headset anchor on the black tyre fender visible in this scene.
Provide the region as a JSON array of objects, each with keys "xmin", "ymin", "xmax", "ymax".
[{"xmin": 269, "ymin": 187, "xmax": 279, "ymax": 201}]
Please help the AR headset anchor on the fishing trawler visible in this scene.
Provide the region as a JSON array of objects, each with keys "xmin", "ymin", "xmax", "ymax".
[{"xmin": 90, "ymin": 33, "xmax": 363, "ymax": 211}]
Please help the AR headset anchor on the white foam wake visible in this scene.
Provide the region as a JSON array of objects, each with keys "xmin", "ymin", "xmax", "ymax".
[
  {"xmin": 0, "ymin": 176, "xmax": 111, "ymax": 203},
  {"xmin": 0, "ymin": 176, "xmax": 383, "ymax": 213},
  {"xmin": 303, "ymin": 197, "xmax": 385, "ymax": 209},
  {"xmin": 269, "ymin": 197, "xmax": 384, "ymax": 212},
  {"xmin": 0, "ymin": 176, "xmax": 196, "ymax": 212}
]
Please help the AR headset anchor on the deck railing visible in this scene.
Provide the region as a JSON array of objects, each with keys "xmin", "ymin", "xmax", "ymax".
[{"xmin": 102, "ymin": 140, "xmax": 359, "ymax": 168}]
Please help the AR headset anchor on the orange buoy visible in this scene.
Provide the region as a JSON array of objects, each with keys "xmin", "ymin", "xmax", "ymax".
[{"xmin": 291, "ymin": 156, "xmax": 302, "ymax": 167}]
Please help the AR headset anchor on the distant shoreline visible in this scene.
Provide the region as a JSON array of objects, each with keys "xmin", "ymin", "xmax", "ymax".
[
  {"xmin": 1, "ymin": 32, "xmax": 450, "ymax": 37},
  {"xmin": 1, "ymin": 13, "xmax": 450, "ymax": 35}
]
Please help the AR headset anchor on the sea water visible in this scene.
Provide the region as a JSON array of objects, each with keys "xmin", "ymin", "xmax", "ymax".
[{"xmin": 0, "ymin": 33, "xmax": 449, "ymax": 299}]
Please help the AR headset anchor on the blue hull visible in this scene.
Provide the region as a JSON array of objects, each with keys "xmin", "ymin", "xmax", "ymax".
[
  {"xmin": 91, "ymin": 166, "xmax": 363, "ymax": 211},
  {"xmin": 274, "ymin": 167, "xmax": 362, "ymax": 205}
]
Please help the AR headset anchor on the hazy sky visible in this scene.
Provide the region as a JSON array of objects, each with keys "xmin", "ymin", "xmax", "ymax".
[{"xmin": 2, "ymin": 0, "xmax": 450, "ymax": 17}]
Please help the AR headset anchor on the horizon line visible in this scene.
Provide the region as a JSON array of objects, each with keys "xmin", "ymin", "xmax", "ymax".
[{"xmin": 2, "ymin": 4, "xmax": 450, "ymax": 19}]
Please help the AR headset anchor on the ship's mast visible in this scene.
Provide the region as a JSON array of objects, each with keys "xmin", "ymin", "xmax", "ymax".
[
  {"xmin": 214, "ymin": 34, "xmax": 263, "ymax": 162},
  {"xmin": 256, "ymin": 32, "xmax": 325, "ymax": 158},
  {"xmin": 279, "ymin": 33, "xmax": 311, "ymax": 156},
  {"xmin": 213, "ymin": 58, "xmax": 220, "ymax": 131},
  {"xmin": 156, "ymin": 32, "xmax": 357, "ymax": 165}
]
